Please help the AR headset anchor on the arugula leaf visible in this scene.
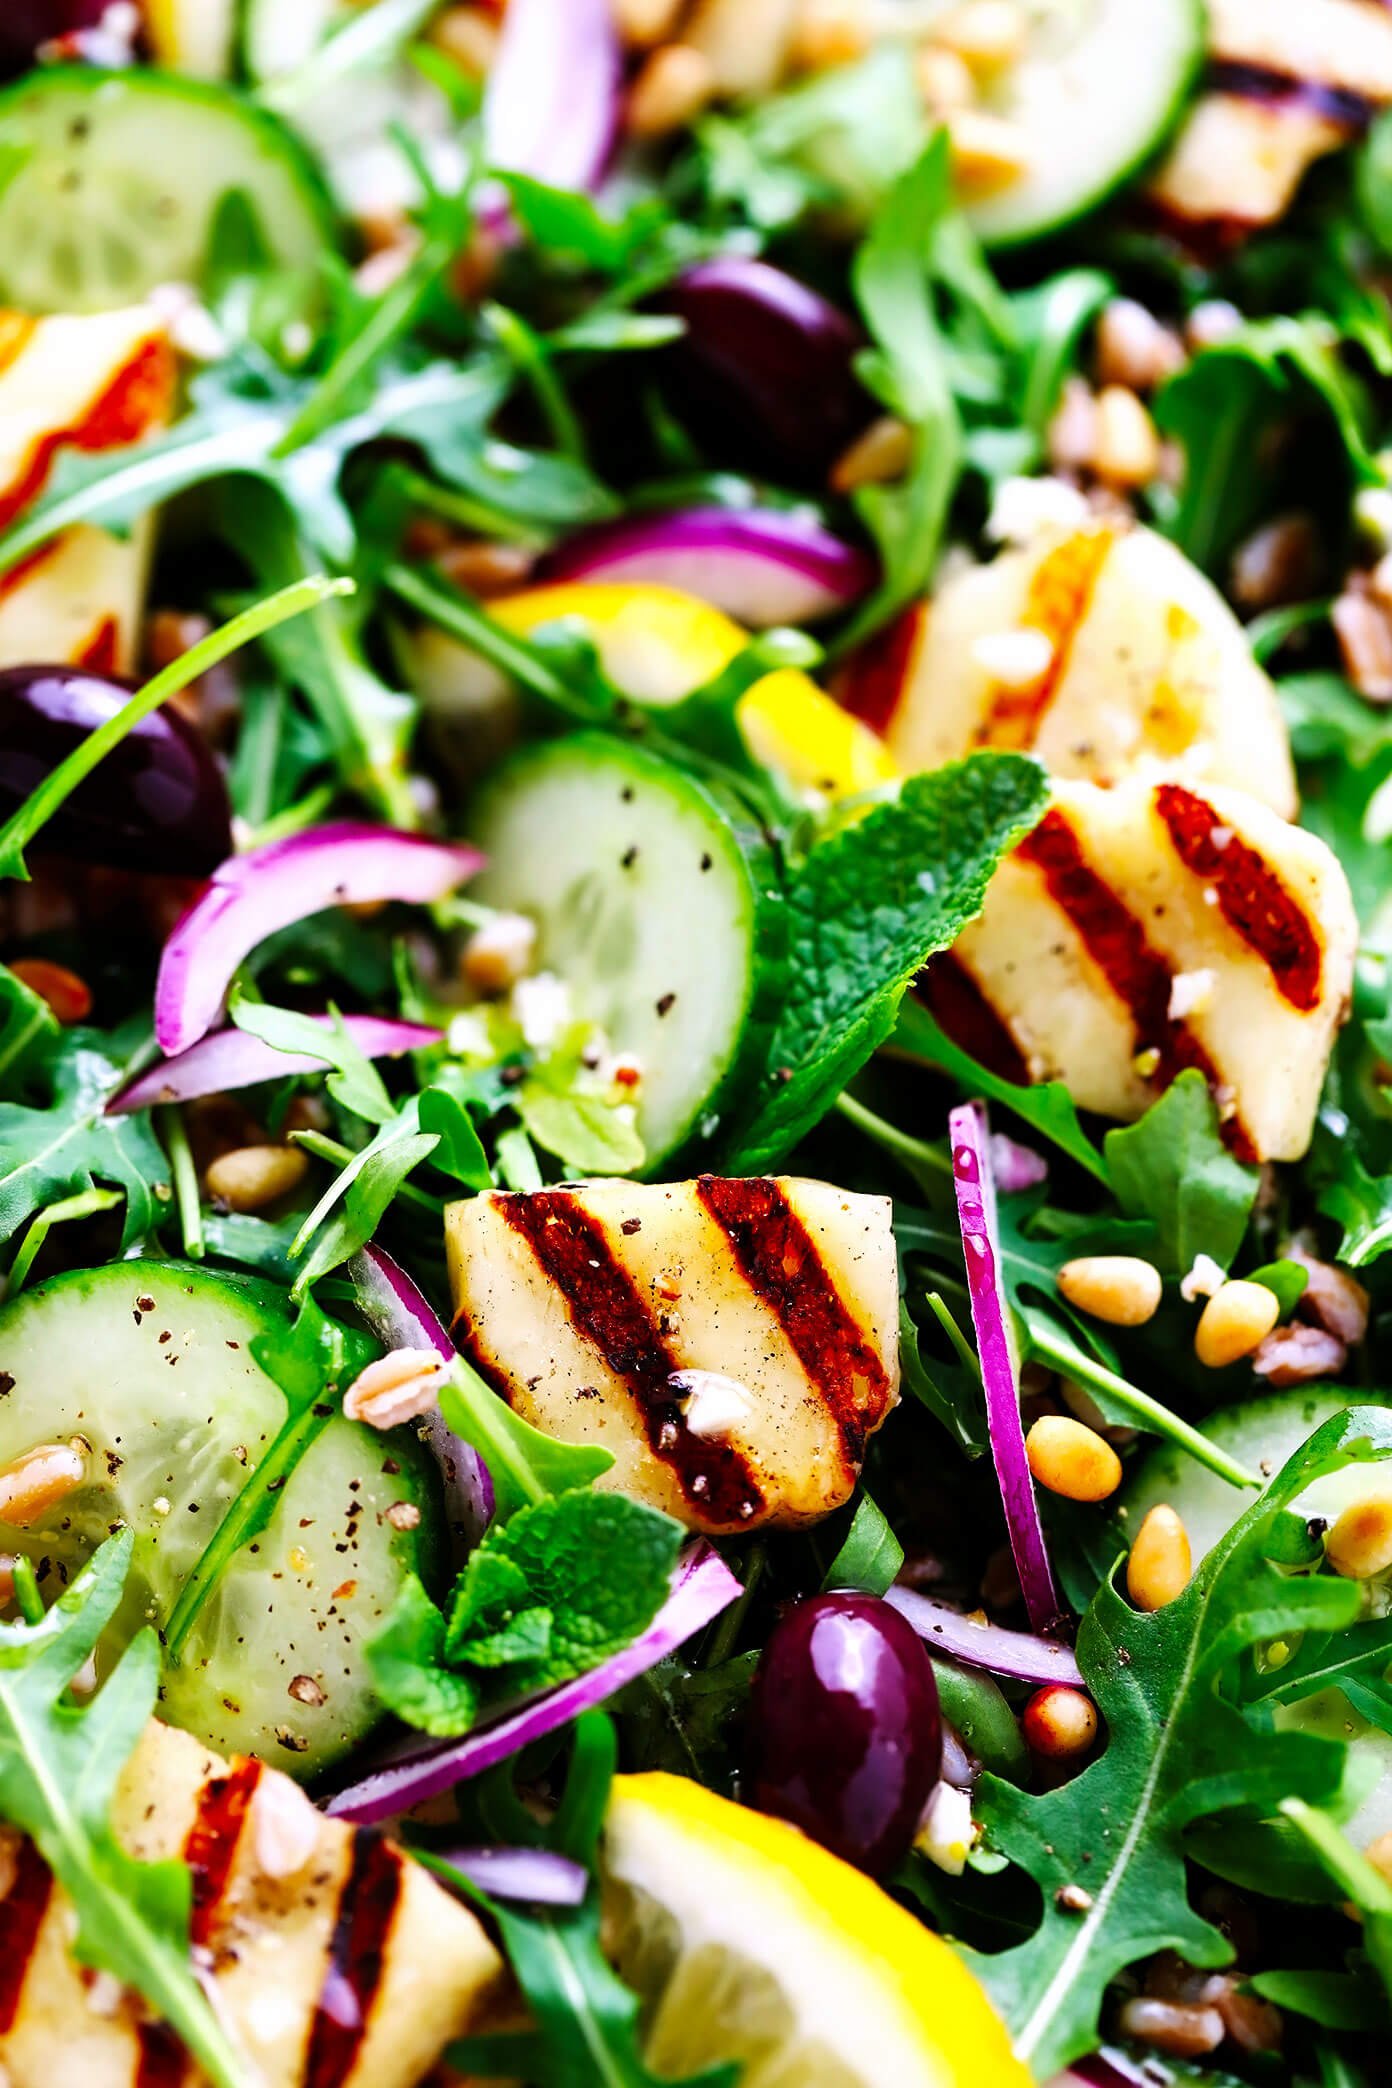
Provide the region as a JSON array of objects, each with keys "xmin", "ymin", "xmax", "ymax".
[
  {"xmin": 230, "ymin": 992, "xmax": 396, "ymax": 1124},
  {"xmin": 0, "ymin": 963, "xmax": 57, "ymax": 1094},
  {"xmin": 1281, "ymin": 1799, "xmax": 1392, "ymax": 2008},
  {"xmin": 822, "ymin": 1491, "xmax": 903, "ymax": 1596},
  {"xmin": 976, "ymin": 1406, "xmax": 1392, "ymax": 2076},
  {"xmin": 418, "ymin": 1086, "xmax": 493, "ymax": 1188},
  {"xmin": 441, "ymin": 1359, "xmax": 614, "ymax": 1522},
  {"xmin": 0, "ymin": 1018, "xmax": 167, "ymax": 1250},
  {"xmin": 516, "ymin": 1073, "xmax": 646, "ymax": 1176},
  {"xmin": 722, "ymin": 754, "xmax": 1049, "ymax": 1173},
  {"xmin": 0, "ymin": 1532, "xmax": 247, "ymax": 2087},
  {"xmin": 1103, "ymin": 1071, "xmax": 1259, "ymax": 1275},
  {"xmin": 291, "ymin": 1123, "xmax": 439, "ymax": 1296},
  {"xmin": 1315, "ymin": 1117, "xmax": 1392, "ymax": 1267}
]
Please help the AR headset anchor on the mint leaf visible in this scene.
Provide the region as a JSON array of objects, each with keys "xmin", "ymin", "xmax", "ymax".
[
  {"xmin": 0, "ymin": 1018, "xmax": 167, "ymax": 1250},
  {"xmin": 977, "ymin": 1406, "xmax": 1392, "ymax": 2076},
  {"xmin": 0, "ymin": 1532, "xmax": 247, "ymax": 2087},
  {"xmin": 367, "ymin": 1574, "xmax": 479, "ymax": 1737},
  {"xmin": 724, "ymin": 754, "xmax": 1049, "ymax": 1173},
  {"xmin": 1104, "ymin": 1070, "xmax": 1259, "ymax": 1275}
]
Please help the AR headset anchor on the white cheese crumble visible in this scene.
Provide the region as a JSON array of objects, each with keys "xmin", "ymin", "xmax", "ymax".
[
  {"xmin": 915, "ymin": 1781, "xmax": 978, "ymax": 1877},
  {"xmin": 970, "ymin": 628, "xmax": 1055, "ymax": 689},
  {"xmin": 511, "ymin": 971, "xmax": 571, "ymax": 1051},
  {"xmin": 1181, "ymin": 1253, "xmax": 1227, "ymax": 1302},
  {"xmin": 1167, "ymin": 967, "xmax": 1217, "ymax": 1021},
  {"xmin": 668, "ymin": 1370, "xmax": 753, "ymax": 1440},
  {"xmin": 985, "ymin": 474, "xmax": 1090, "ymax": 545}
]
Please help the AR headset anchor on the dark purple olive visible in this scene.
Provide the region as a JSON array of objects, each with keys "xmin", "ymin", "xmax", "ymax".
[
  {"xmin": 0, "ymin": 1, "xmax": 108, "ymax": 72},
  {"xmin": 650, "ymin": 258, "xmax": 872, "ymax": 486},
  {"xmin": 0, "ymin": 665, "xmax": 232, "ymax": 876},
  {"xmin": 746, "ymin": 1591, "xmax": 941, "ymax": 1876}
]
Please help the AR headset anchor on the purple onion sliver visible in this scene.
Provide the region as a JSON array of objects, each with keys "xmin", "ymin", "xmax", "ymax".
[
  {"xmin": 990, "ymin": 1130, "xmax": 1049, "ymax": 1195},
  {"xmin": 885, "ymin": 1587, "xmax": 1082, "ymax": 1688},
  {"xmin": 154, "ymin": 822, "xmax": 482, "ymax": 1055},
  {"xmin": 950, "ymin": 1101, "xmax": 1063, "ymax": 1636},
  {"xmin": 349, "ymin": 1245, "xmax": 493, "ymax": 1539},
  {"xmin": 325, "ymin": 1544, "xmax": 741, "ymax": 1826},
  {"xmin": 437, "ymin": 1845, "xmax": 588, "ymax": 1907},
  {"xmin": 539, "ymin": 508, "xmax": 876, "ymax": 628},
  {"xmin": 1046, "ymin": 2051, "xmax": 1159, "ymax": 2088},
  {"xmin": 107, "ymin": 1015, "xmax": 443, "ymax": 1114},
  {"xmin": 483, "ymin": 0, "xmax": 620, "ymax": 197}
]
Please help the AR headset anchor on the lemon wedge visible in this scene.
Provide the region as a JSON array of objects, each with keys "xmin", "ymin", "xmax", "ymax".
[{"xmin": 604, "ymin": 1773, "xmax": 1027, "ymax": 2087}]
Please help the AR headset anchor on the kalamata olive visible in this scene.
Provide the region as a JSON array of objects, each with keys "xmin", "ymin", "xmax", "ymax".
[
  {"xmin": 745, "ymin": 1591, "xmax": 941, "ymax": 1876},
  {"xmin": 650, "ymin": 258, "xmax": 872, "ymax": 486},
  {"xmin": 0, "ymin": 665, "xmax": 232, "ymax": 876},
  {"xmin": 0, "ymin": 1, "xmax": 108, "ymax": 72}
]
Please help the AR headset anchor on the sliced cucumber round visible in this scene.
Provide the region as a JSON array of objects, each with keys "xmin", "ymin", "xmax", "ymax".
[
  {"xmin": 0, "ymin": 1262, "xmax": 441, "ymax": 1777},
  {"xmin": 469, "ymin": 734, "xmax": 769, "ymax": 1169},
  {"xmin": 0, "ymin": 67, "xmax": 334, "ymax": 313},
  {"xmin": 964, "ymin": 0, "xmax": 1204, "ymax": 248}
]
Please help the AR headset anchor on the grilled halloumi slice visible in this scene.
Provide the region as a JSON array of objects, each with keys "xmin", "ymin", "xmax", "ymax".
[
  {"xmin": 0, "ymin": 1719, "xmax": 503, "ymax": 2088},
  {"xmin": 1149, "ymin": 0, "xmax": 1392, "ymax": 234},
  {"xmin": 447, "ymin": 1177, "xmax": 899, "ymax": 1535},
  {"xmin": 0, "ymin": 307, "xmax": 174, "ymax": 675},
  {"xmin": 928, "ymin": 777, "xmax": 1357, "ymax": 1163},
  {"xmin": 855, "ymin": 521, "xmax": 1297, "ymax": 818}
]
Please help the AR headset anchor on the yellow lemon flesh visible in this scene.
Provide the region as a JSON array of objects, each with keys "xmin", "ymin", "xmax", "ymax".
[{"xmin": 604, "ymin": 1772, "xmax": 1028, "ymax": 2088}]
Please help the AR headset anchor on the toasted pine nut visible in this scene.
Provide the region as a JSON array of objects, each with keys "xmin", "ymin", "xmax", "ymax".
[
  {"xmin": 1022, "ymin": 1685, "xmax": 1098, "ymax": 1760},
  {"xmin": 915, "ymin": 43, "xmax": 975, "ymax": 112},
  {"xmin": 790, "ymin": 0, "xmax": 872, "ymax": 69},
  {"xmin": 437, "ymin": 538, "xmax": 536, "ymax": 597},
  {"xmin": 430, "ymin": 3, "xmax": 498, "ymax": 75},
  {"xmin": 9, "ymin": 957, "xmax": 91, "ymax": 1025},
  {"xmin": 1325, "ymin": 1496, "xmax": 1392, "ymax": 1580},
  {"xmin": 946, "ymin": 108, "xmax": 1029, "ymax": 190},
  {"xmin": 1333, "ymin": 589, "xmax": 1392, "ymax": 704},
  {"xmin": 344, "ymin": 1347, "xmax": 446, "ymax": 1430},
  {"xmin": 1093, "ymin": 385, "xmax": 1161, "ymax": 488},
  {"xmin": 1117, "ymin": 1997, "xmax": 1224, "ymax": 2059},
  {"xmin": 611, "ymin": 0, "xmax": 686, "ymax": 42},
  {"xmin": 1127, "ymin": 1504, "xmax": 1192, "ymax": 1611},
  {"xmin": 1025, "ymin": 1415, "xmax": 1122, "ymax": 1503},
  {"xmin": 1194, "ymin": 1280, "xmax": 1281, "ymax": 1368},
  {"xmin": 1095, "ymin": 299, "xmax": 1185, "ymax": 394},
  {"xmin": 253, "ymin": 1769, "xmax": 322, "ymax": 1880},
  {"xmin": 934, "ymin": 0, "xmax": 1026, "ymax": 70},
  {"xmin": 1366, "ymin": 1830, "xmax": 1392, "ymax": 1885},
  {"xmin": 1047, "ymin": 377, "xmax": 1099, "ymax": 473},
  {"xmin": 205, "ymin": 1144, "xmax": 309, "ymax": 1213},
  {"xmin": 462, "ymin": 911, "xmax": 537, "ymax": 995},
  {"xmin": 830, "ymin": 414, "xmax": 913, "ymax": 494},
  {"xmin": 627, "ymin": 44, "xmax": 716, "ymax": 137},
  {"xmin": 0, "ymin": 1442, "xmax": 87, "ymax": 1527},
  {"xmin": 1057, "ymin": 1255, "xmax": 1163, "ymax": 1328}
]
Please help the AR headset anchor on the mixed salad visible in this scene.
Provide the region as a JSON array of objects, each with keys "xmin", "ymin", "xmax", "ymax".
[{"xmin": 5, "ymin": 0, "xmax": 1392, "ymax": 2083}]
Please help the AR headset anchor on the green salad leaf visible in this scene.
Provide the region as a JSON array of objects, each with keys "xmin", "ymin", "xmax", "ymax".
[
  {"xmin": 0, "ymin": 1018, "xmax": 167, "ymax": 1251},
  {"xmin": 1103, "ymin": 1071, "xmax": 1259, "ymax": 1275}
]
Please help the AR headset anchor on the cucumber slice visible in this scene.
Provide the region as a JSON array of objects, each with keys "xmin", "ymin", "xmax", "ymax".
[
  {"xmin": 470, "ymin": 733, "xmax": 767, "ymax": 1169},
  {"xmin": 0, "ymin": 1261, "xmax": 441, "ymax": 1777},
  {"xmin": 0, "ymin": 67, "xmax": 334, "ymax": 313},
  {"xmin": 964, "ymin": 0, "xmax": 1204, "ymax": 248}
]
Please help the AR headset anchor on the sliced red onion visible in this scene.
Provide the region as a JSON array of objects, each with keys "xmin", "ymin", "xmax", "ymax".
[
  {"xmin": 886, "ymin": 1587, "xmax": 1082, "ymax": 1688},
  {"xmin": 107, "ymin": 1015, "xmax": 442, "ymax": 1115},
  {"xmin": 538, "ymin": 509, "xmax": 875, "ymax": 628},
  {"xmin": 483, "ymin": 0, "xmax": 619, "ymax": 198},
  {"xmin": 436, "ymin": 1844, "xmax": 588, "ymax": 1907},
  {"xmin": 325, "ymin": 1543, "xmax": 739, "ymax": 1825},
  {"xmin": 155, "ymin": 823, "xmax": 482, "ymax": 1055},
  {"xmin": 990, "ymin": 1131, "xmax": 1048, "ymax": 1195},
  {"xmin": 950, "ymin": 1101, "xmax": 1063, "ymax": 1636},
  {"xmin": 349, "ymin": 1245, "xmax": 494, "ymax": 1541},
  {"xmin": 1047, "ymin": 2052, "xmax": 1157, "ymax": 2088}
]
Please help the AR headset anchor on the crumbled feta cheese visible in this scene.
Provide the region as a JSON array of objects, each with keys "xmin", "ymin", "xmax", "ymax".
[
  {"xmin": 915, "ymin": 1781, "xmax": 978, "ymax": 1877},
  {"xmin": 1167, "ymin": 967, "xmax": 1217, "ymax": 1021},
  {"xmin": 146, "ymin": 282, "xmax": 227, "ymax": 364},
  {"xmin": 463, "ymin": 911, "xmax": 537, "ymax": 996},
  {"xmin": 970, "ymin": 628, "xmax": 1055, "ymax": 689},
  {"xmin": 668, "ymin": 1370, "xmax": 753, "ymax": 1440},
  {"xmin": 447, "ymin": 1011, "xmax": 492, "ymax": 1059},
  {"xmin": 512, "ymin": 971, "xmax": 571, "ymax": 1050},
  {"xmin": 985, "ymin": 474, "xmax": 1091, "ymax": 545},
  {"xmin": 1181, "ymin": 1253, "xmax": 1227, "ymax": 1302},
  {"xmin": 86, "ymin": 1971, "xmax": 124, "ymax": 2017}
]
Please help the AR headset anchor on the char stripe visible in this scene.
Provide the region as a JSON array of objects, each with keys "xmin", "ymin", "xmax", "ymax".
[
  {"xmin": 0, "ymin": 334, "xmax": 173, "ymax": 532},
  {"xmin": 0, "ymin": 1838, "xmax": 51, "ymax": 2032},
  {"xmin": 974, "ymin": 529, "xmax": 1112, "ymax": 750},
  {"xmin": 1206, "ymin": 57, "xmax": 1375, "ymax": 129},
  {"xmin": 1155, "ymin": 782, "xmax": 1322, "ymax": 1010},
  {"xmin": 1017, "ymin": 807, "xmax": 1257, "ymax": 1162},
  {"xmin": 304, "ymin": 1833, "xmax": 402, "ymax": 2088},
  {"xmin": 183, "ymin": 1755, "xmax": 263, "ymax": 1950},
  {"xmin": 696, "ymin": 1176, "xmax": 892, "ymax": 1471},
  {"xmin": 916, "ymin": 953, "xmax": 1032, "ymax": 1086},
  {"xmin": 500, "ymin": 1191, "xmax": 766, "ymax": 1525},
  {"xmin": 136, "ymin": 2022, "xmax": 187, "ymax": 2088}
]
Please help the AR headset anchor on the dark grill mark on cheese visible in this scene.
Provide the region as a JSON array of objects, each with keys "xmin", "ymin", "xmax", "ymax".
[
  {"xmin": 837, "ymin": 602, "xmax": 925, "ymax": 736},
  {"xmin": 450, "ymin": 1317, "xmax": 518, "ymax": 1406},
  {"xmin": 1156, "ymin": 782, "xmax": 1322, "ymax": 1010},
  {"xmin": 697, "ymin": 1175, "xmax": 893, "ymax": 1472},
  {"xmin": 305, "ymin": 1833, "xmax": 402, "ymax": 2088},
  {"xmin": 183, "ymin": 1755, "xmax": 262, "ymax": 1949},
  {"xmin": 136, "ymin": 2022, "xmax": 187, "ymax": 2088},
  {"xmin": 1208, "ymin": 58, "xmax": 1374, "ymax": 131},
  {"xmin": 916, "ymin": 953, "xmax": 1031, "ymax": 1086},
  {"xmin": 0, "ymin": 335, "xmax": 174, "ymax": 531},
  {"xmin": 1018, "ymin": 808, "xmax": 1257, "ymax": 1162},
  {"xmin": 0, "ymin": 1838, "xmax": 51, "ymax": 2030},
  {"xmin": 974, "ymin": 528, "xmax": 1114, "ymax": 751},
  {"xmin": 501, "ymin": 1191, "xmax": 766, "ymax": 1524}
]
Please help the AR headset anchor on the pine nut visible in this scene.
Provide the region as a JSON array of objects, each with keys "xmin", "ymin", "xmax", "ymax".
[
  {"xmin": 1047, "ymin": 377, "xmax": 1099, "ymax": 473},
  {"xmin": 9, "ymin": 957, "xmax": 91, "ymax": 1025},
  {"xmin": 915, "ymin": 43, "xmax": 975, "ymax": 112},
  {"xmin": 1325, "ymin": 1496, "xmax": 1392, "ymax": 1580},
  {"xmin": 1365, "ymin": 1830, "xmax": 1392, "ymax": 1885},
  {"xmin": 1022, "ymin": 1685, "xmax": 1098, "ymax": 1760},
  {"xmin": 462, "ymin": 911, "xmax": 537, "ymax": 995},
  {"xmin": 829, "ymin": 414, "xmax": 913, "ymax": 493},
  {"xmin": 1333, "ymin": 589, "xmax": 1392, "ymax": 705},
  {"xmin": 1094, "ymin": 299, "xmax": 1185, "ymax": 395},
  {"xmin": 945, "ymin": 108, "xmax": 1029, "ymax": 191},
  {"xmin": 1057, "ymin": 1255, "xmax": 1163, "ymax": 1327},
  {"xmin": 1025, "ymin": 1415, "xmax": 1122, "ymax": 1503},
  {"xmin": 1127, "ymin": 1504, "xmax": 1192, "ymax": 1611},
  {"xmin": 0, "ymin": 1442, "xmax": 87, "ymax": 1527},
  {"xmin": 1093, "ymin": 386, "xmax": 1160, "ymax": 488},
  {"xmin": 430, "ymin": 4, "xmax": 498, "ymax": 75},
  {"xmin": 611, "ymin": 0, "xmax": 686, "ymax": 43},
  {"xmin": 1229, "ymin": 513, "xmax": 1317, "ymax": 613},
  {"xmin": 1117, "ymin": 1997, "xmax": 1224, "ymax": 2059},
  {"xmin": 627, "ymin": 44, "xmax": 716, "ymax": 137},
  {"xmin": 437, "ymin": 538, "xmax": 535, "ymax": 597},
  {"xmin": 344, "ymin": 1347, "xmax": 446, "ymax": 1430},
  {"xmin": 205, "ymin": 1144, "xmax": 309, "ymax": 1213},
  {"xmin": 1194, "ymin": 1280, "xmax": 1281, "ymax": 1368},
  {"xmin": 790, "ymin": 0, "xmax": 872, "ymax": 70},
  {"xmin": 934, "ymin": 0, "xmax": 1026, "ymax": 70}
]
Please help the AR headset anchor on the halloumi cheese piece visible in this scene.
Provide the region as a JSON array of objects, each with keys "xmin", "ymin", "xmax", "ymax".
[
  {"xmin": 927, "ymin": 777, "xmax": 1357, "ymax": 1163},
  {"xmin": 0, "ymin": 308, "xmax": 174, "ymax": 675},
  {"xmin": 447, "ymin": 1177, "xmax": 899, "ymax": 1535},
  {"xmin": 857, "ymin": 521, "xmax": 1297, "ymax": 817},
  {"xmin": 0, "ymin": 1720, "xmax": 503, "ymax": 2088}
]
